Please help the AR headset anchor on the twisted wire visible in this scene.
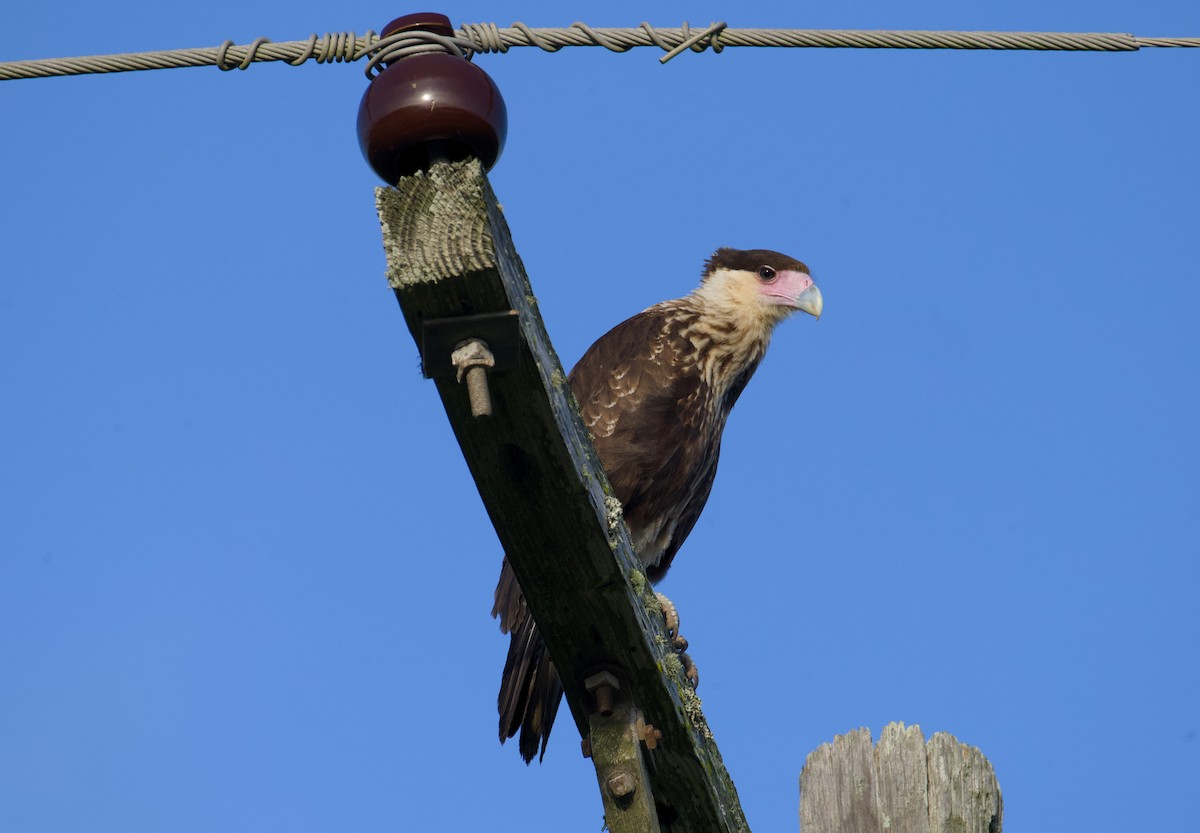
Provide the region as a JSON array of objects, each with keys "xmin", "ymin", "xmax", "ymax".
[
  {"xmin": 2, "ymin": 23, "xmax": 1197, "ymax": 82},
  {"xmin": 1135, "ymin": 36, "xmax": 1200, "ymax": 47},
  {"xmin": 362, "ymin": 30, "xmax": 480, "ymax": 77}
]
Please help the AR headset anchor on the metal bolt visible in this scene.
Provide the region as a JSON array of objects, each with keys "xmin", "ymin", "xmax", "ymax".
[
  {"xmin": 607, "ymin": 769, "xmax": 636, "ymax": 799},
  {"xmin": 463, "ymin": 365, "xmax": 492, "ymax": 417},
  {"xmin": 584, "ymin": 670, "xmax": 620, "ymax": 718},
  {"xmin": 594, "ymin": 684, "xmax": 614, "ymax": 717},
  {"xmin": 450, "ymin": 339, "xmax": 496, "ymax": 418}
]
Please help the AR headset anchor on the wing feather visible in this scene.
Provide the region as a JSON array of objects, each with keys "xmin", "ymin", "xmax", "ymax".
[{"xmin": 568, "ymin": 306, "xmax": 719, "ymax": 578}]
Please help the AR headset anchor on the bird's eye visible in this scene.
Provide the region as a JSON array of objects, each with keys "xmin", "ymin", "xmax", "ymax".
[{"xmin": 758, "ymin": 265, "xmax": 776, "ymax": 281}]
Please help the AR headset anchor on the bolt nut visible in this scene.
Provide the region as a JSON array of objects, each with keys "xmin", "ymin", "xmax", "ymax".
[
  {"xmin": 607, "ymin": 769, "xmax": 636, "ymax": 799},
  {"xmin": 635, "ymin": 716, "xmax": 663, "ymax": 750}
]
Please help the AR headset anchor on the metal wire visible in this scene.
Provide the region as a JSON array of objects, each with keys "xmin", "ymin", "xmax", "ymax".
[{"xmin": 1, "ymin": 22, "xmax": 1197, "ymax": 82}]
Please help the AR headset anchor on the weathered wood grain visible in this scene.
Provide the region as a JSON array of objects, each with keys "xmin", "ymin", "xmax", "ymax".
[
  {"xmin": 799, "ymin": 728, "xmax": 880, "ymax": 833},
  {"xmin": 800, "ymin": 723, "xmax": 1001, "ymax": 833},
  {"xmin": 877, "ymin": 722, "xmax": 931, "ymax": 833},
  {"xmin": 926, "ymin": 731, "xmax": 1003, "ymax": 833},
  {"xmin": 376, "ymin": 158, "xmax": 748, "ymax": 833}
]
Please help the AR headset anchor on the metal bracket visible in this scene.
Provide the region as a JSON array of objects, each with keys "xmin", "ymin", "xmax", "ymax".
[
  {"xmin": 421, "ymin": 310, "xmax": 521, "ymax": 418},
  {"xmin": 420, "ymin": 310, "xmax": 520, "ymax": 379}
]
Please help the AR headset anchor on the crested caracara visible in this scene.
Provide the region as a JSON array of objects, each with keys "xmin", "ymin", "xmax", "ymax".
[{"xmin": 493, "ymin": 247, "xmax": 823, "ymax": 762}]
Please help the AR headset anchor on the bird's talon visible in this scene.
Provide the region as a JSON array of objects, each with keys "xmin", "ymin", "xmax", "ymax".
[
  {"xmin": 656, "ymin": 591, "xmax": 698, "ymax": 685},
  {"xmin": 681, "ymin": 652, "xmax": 700, "ymax": 689},
  {"xmin": 655, "ymin": 592, "xmax": 680, "ymax": 636}
]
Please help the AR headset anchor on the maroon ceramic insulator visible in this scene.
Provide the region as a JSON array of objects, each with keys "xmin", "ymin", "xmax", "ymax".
[{"xmin": 357, "ymin": 13, "xmax": 507, "ymax": 184}]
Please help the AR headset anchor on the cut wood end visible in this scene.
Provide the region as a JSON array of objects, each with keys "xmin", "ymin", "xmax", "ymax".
[{"xmin": 800, "ymin": 722, "xmax": 1002, "ymax": 833}]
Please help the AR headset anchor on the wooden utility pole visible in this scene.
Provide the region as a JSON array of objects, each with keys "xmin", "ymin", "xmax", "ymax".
[
  {"xmin": 800, "ymin": 722, "xmax": 1002, "ymax": 833},
  {"xmin": 376, "ymin": 157, "xmax": 748, "ymax": 832}
]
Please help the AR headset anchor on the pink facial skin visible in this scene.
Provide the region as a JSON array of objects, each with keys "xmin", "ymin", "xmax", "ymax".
[{"xmin": 760, "ymin": 269, "xmax": 814, "ymax": 306}]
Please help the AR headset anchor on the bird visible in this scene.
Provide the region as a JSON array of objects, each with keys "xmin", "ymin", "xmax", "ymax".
[{"xmin": 492, "ymin": 247, "xmax": 823, "ymax": 763}]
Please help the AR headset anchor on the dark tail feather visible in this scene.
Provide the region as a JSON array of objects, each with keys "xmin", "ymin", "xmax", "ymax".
[{"xmin": 494, "ymin": 558, "xmax": 564, "ymax": 763}]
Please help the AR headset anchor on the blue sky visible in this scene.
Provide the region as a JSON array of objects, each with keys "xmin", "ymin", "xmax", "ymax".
[{"xmin": 2, "ymin": 2, "xmax": 1197, "ymax": 831}]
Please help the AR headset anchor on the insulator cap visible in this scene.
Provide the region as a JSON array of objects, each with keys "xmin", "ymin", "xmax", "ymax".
[{"xmin": 357, "ymin": 13, "xmax": 507, "ymax": 183}]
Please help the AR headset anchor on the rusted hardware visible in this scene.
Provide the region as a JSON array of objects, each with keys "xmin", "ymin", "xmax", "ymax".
[
  {"xmin": 584, "ymin": 669, "xmax": 621, "ymax": 718},
  {"xmin": 607, "ymin": 768, "xmax": 637, "ymax": 799},
  {"xmin": 636, "ymin": 714, "xmax": 663, "ymax": 750}
]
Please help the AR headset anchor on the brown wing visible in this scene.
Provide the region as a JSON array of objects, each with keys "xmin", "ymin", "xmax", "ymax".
[
  {"xmin": 495, "ymin": 303, "xmax": 731, "ymax": 760},
  {"xmin": 568, "ymin": 306, "xmax": 719, "ymax": 580}
]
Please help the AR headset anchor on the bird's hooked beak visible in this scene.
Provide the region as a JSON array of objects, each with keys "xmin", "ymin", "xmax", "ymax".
[{"xmin": 792, "ymin": 284, "xmax": 823, "ymax": 320}]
